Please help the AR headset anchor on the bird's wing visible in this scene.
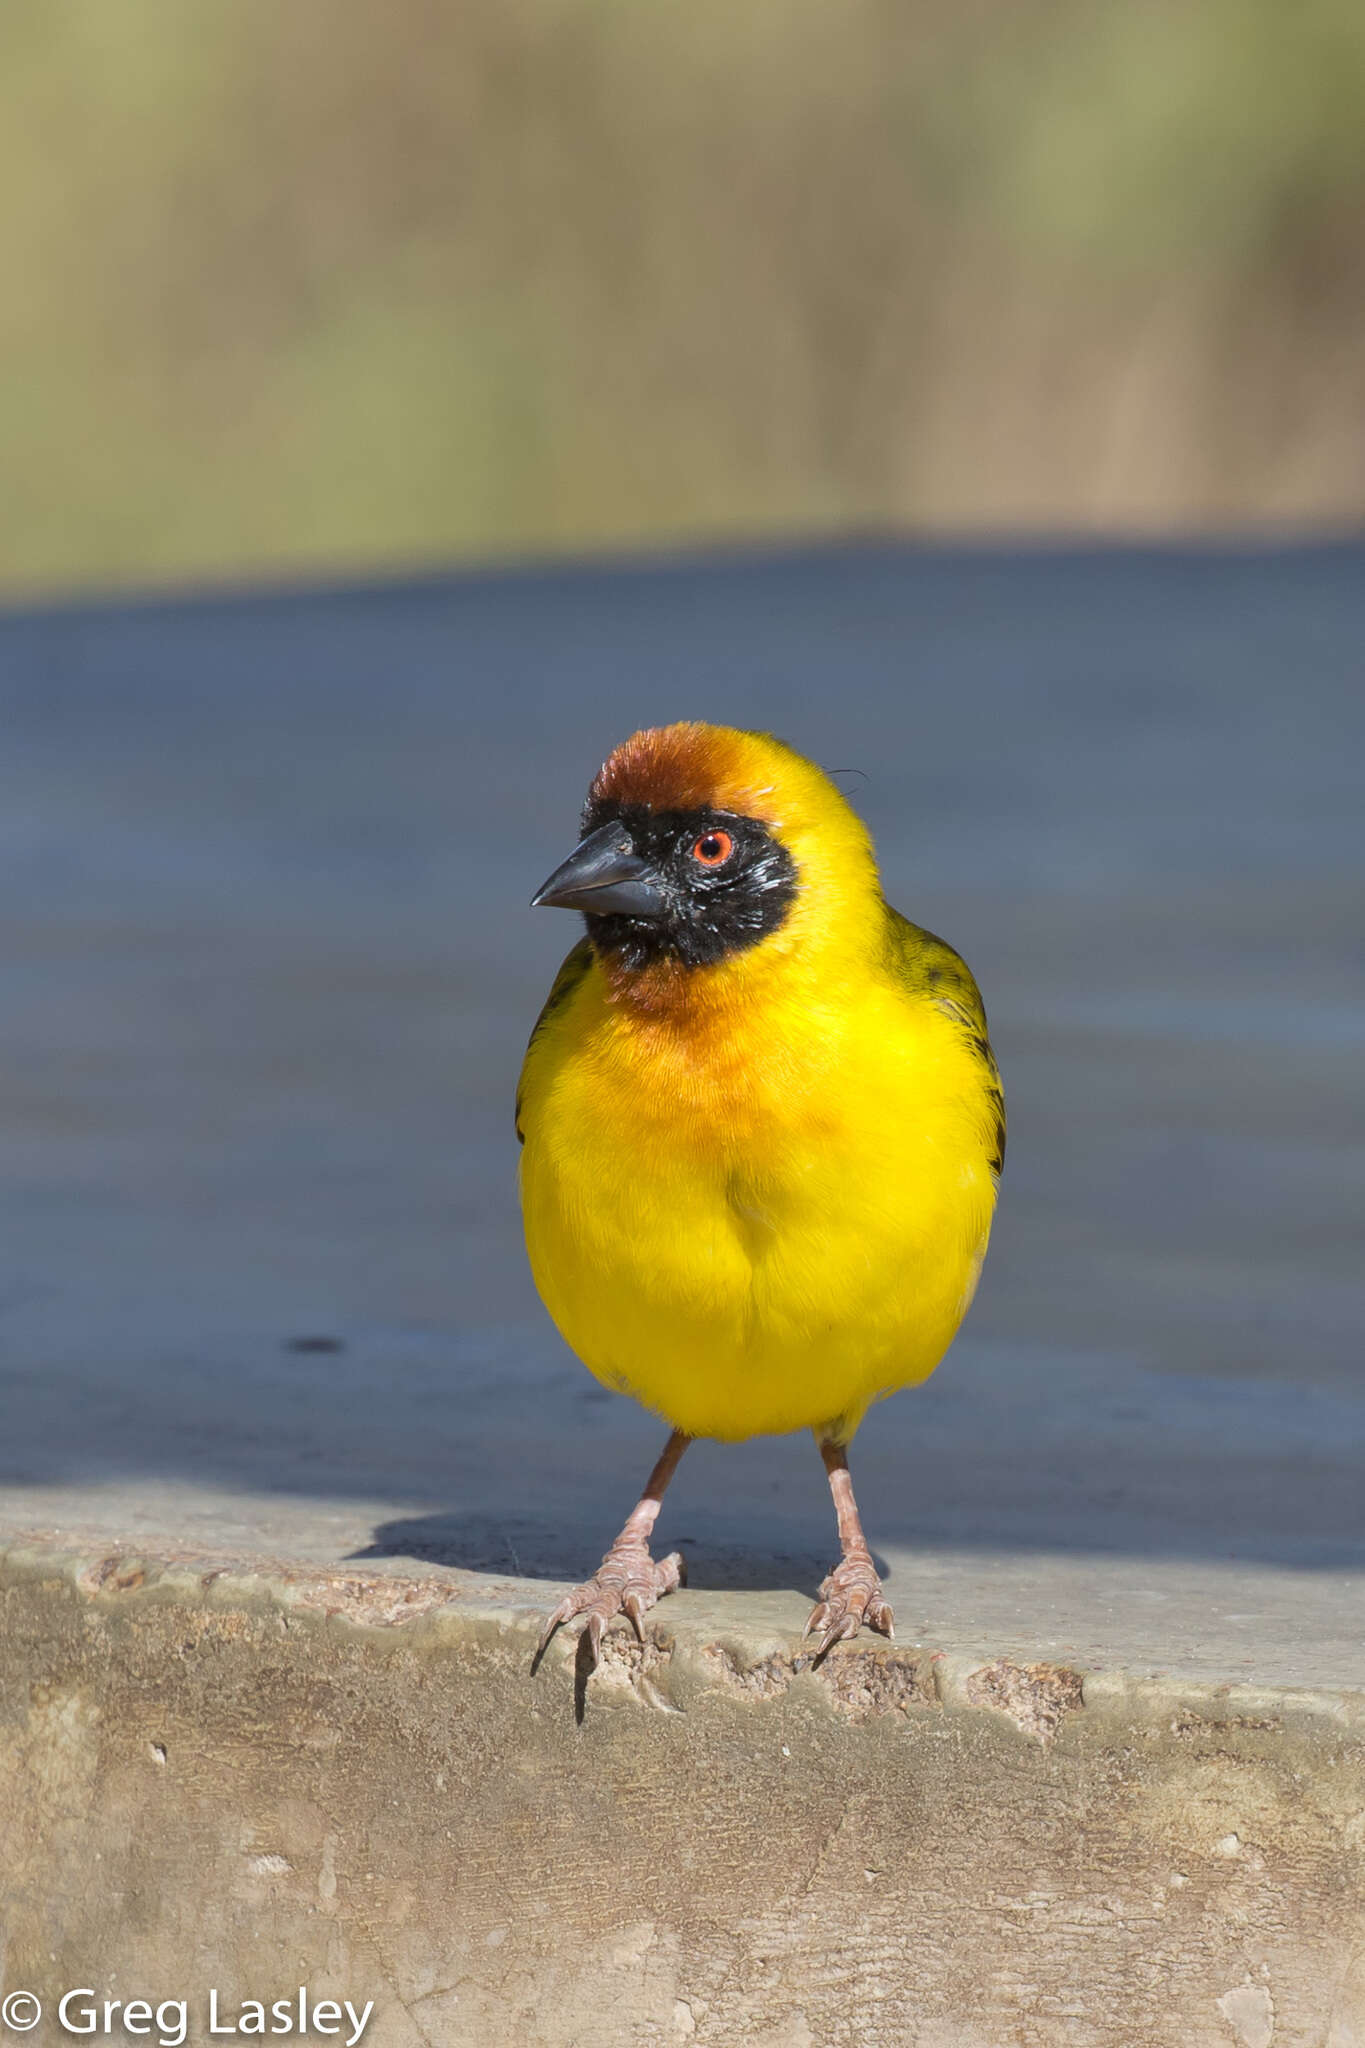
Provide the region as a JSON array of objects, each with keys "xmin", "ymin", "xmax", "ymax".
[
  {"xmin": 515, "ymin": 937, "xmax": 595, "ymax": 1146},
  {"xmin": 884, "ymin": 907, "xmax": 1006, "ymax": 1177}
]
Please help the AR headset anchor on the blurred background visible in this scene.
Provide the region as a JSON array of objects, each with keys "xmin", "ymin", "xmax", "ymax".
[
  {"xmin": 4, "ymin": 0, "xmax": 1365, "ymax": 596},
  {"xmin": 0, "ymin": 0, "xmax": 1362, "ymax": 1663}
]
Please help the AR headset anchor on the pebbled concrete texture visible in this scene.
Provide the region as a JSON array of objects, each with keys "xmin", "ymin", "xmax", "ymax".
[{"xmin": 2, "ymin": 1539, "xmax": 1365, "ymax": 2048}]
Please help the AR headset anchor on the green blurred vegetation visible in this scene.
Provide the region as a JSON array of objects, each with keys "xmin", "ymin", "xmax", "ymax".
[{"xmin": 2, "ymin": 0, "xmax": 1363, "ymax": 592}]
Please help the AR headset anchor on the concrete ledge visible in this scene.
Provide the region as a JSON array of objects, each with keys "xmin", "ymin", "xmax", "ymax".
[{"xmin": 3, "ymin": 1539, "xmax": 1364, "ymax": 2047}]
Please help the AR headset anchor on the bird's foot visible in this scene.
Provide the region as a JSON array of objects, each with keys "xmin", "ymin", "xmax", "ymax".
[
  {"xmin": 532, "ymin": 1540, "xmax": 686, "ymax": 1671},
  {"xmin": 804, "ymin": 1550, "xmax": 894, "ymax": 1661}
]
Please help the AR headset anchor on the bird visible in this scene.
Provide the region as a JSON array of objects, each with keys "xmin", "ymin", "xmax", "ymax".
[{"xmin": 517, "ymin": 722, "xmax": 1004, "ymax": 1666}]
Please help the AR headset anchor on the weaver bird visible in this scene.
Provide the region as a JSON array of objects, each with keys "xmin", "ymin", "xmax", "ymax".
[{"xmin": 519, "ymin": 723, "xmax": 1003, "ymax": 1664}]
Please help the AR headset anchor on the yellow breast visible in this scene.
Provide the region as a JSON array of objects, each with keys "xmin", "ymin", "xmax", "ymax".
[{"xmin": 517, "ymin": 938, "xmax": 1000, "ymax": 1443}]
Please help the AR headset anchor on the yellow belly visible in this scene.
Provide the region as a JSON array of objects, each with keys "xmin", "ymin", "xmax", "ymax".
[{"xmin": 518, "ymin": 971, "xmax": 997, "ymax": 1443}]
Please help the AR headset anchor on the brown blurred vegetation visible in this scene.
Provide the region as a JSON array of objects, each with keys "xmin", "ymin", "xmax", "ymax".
[{"xmin": 3, "ymin": 0, "xmax": 1364, "ymax": 592}]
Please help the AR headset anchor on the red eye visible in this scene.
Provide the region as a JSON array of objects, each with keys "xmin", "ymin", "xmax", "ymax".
[{"xmin": 691, "ymin": 829, "xmax": 734, "ymax": 867}]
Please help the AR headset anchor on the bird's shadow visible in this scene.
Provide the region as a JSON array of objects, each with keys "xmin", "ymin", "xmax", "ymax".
[{"xmin": 348, "ymin": 1509, "xmax": 887, "ymax": 1602}]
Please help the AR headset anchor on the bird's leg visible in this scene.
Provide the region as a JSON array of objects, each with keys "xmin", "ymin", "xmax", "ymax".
[
  {"xmin": 804, "ymin": 1439, "xmax": 895, "ymax": 1658},
  {"xmin": 533, "ymin": 1429, "xmax": 690, "ymax": 1670}
]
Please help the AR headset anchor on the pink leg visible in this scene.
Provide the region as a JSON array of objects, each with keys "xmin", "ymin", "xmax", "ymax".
[
  {"xmin": 533, "ymin": 1430, "xmax": 690, "ymax": 1670},
  {"xmin": 804, "ymin": 1440, "xmax": 895, "ymax": 1657}
]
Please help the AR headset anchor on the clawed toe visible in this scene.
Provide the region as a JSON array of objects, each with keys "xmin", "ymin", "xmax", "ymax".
[
  {"xmin": 532, "ymin": 1545, "xmax": 685, "ymax": 1672},
  {"xmin": 803, "ymin": 1552, "xmax": 894, "ymax": 1661}
]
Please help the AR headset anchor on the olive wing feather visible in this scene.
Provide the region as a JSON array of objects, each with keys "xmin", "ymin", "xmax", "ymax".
[{"xmin": 884, "ymin": 907, "xmax": 1005, "ymax": 1177}]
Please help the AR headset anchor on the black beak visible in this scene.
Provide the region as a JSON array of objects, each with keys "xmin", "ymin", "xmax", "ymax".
[{"xmin": 531, "ymin": 821, "xmax": 670, "ymax": 920}]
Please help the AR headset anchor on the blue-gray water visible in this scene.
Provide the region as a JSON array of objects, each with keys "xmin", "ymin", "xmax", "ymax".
[{"xmin": 1, "ymin": 542, "xmax": 1362, "ymax": 1668}]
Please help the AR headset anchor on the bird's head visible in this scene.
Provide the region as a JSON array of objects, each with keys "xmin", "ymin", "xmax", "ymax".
[{"xmin": 532, "ymin": 723, "xmax": 882, "ymax": 996}]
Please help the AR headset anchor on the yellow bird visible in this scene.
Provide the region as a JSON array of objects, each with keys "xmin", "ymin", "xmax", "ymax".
[{"xmin": 518, "ymin": 723, "xmax": 1004, "ymax": 1662}]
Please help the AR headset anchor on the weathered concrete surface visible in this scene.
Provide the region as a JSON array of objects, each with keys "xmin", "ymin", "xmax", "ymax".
[{"xmin": 3, "ymin": 1538, "xmax": 1364, "ymax": 2048}]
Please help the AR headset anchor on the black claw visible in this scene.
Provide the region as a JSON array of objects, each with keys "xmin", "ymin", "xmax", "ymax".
[
  {"xmin": 804, "ymin": 1602, "xmax": 831, "ymax": 1641},
  {"xmin": 531, "ymin": 1598, "xmax": 574, "ymax": 1673}
]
